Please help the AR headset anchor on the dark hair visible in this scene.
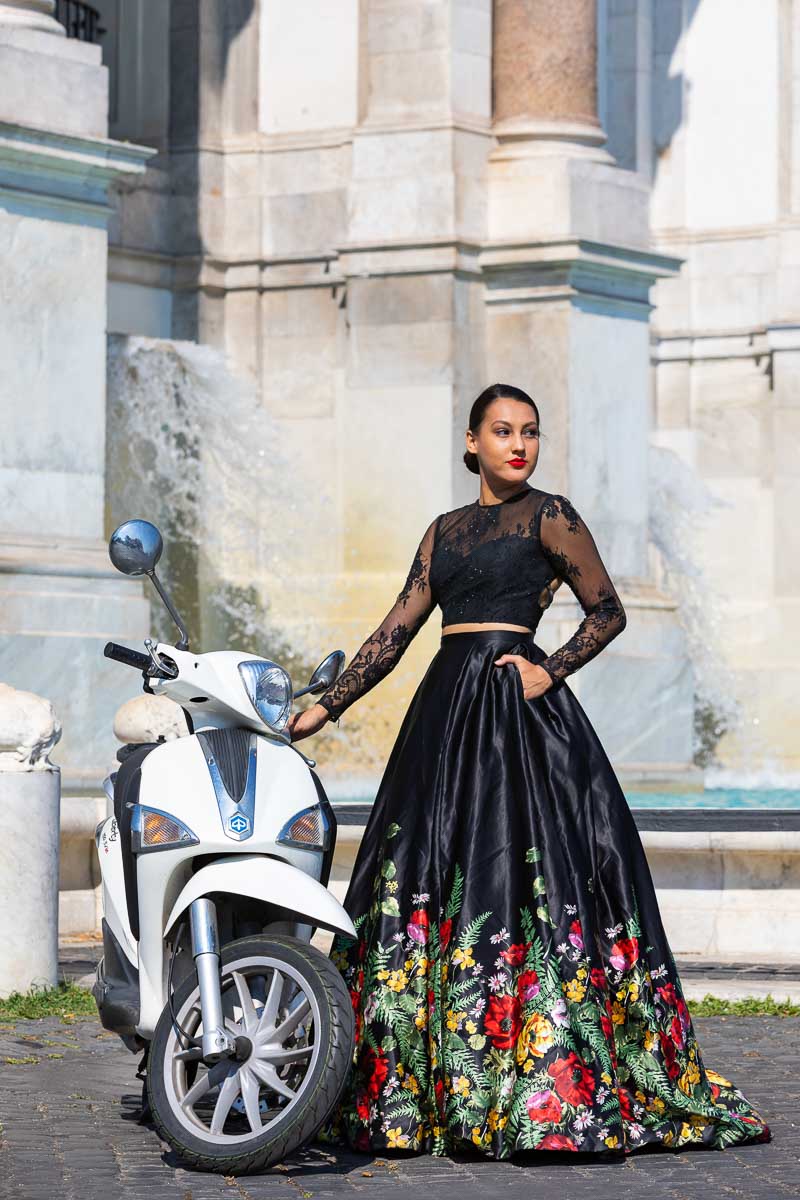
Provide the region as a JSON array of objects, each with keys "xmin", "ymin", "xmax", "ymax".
[{"xmin": 463, "ymin": 383, "xmax": 541, "ymax": 475}]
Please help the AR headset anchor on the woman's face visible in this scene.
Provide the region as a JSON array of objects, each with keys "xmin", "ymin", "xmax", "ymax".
[{"xmin": 466, "ymin": 397, "xmax": 540, "ymax": 485}]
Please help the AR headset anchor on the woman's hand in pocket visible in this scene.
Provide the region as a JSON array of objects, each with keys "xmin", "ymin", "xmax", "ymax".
[{"xmin": 493, "ymin": 654, "xmax": 554, "ymax": 700}]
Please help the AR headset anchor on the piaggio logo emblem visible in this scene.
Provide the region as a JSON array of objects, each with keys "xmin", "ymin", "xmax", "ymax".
[{"xmin": 228, "ymin": 812, "xmax": 250, "ymax": 836}]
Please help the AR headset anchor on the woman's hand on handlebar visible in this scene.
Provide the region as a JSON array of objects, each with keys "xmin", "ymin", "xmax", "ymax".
[{"xmin": 286, "ymin": 702, "xmax": 331, "ymax": 742}]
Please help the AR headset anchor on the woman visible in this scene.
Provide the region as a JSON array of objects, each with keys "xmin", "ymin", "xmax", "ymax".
[{"xmin": 287, "ymin": 383, "xmax": 771, "ymax": 1158}]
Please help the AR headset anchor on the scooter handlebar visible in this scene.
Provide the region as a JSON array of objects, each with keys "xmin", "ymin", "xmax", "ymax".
[{"xmin": 103, "ymin": 641, "xmax": 152, "ymax": 673}]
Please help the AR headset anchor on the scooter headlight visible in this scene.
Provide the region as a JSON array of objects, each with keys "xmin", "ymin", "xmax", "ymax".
[
  {"xmin": 238, "ymin": 659, "xmax": 292, "ymax": 731},
  {"xmin": 131, "ymin": 805, "xmax": 199, "ymax": 854}
]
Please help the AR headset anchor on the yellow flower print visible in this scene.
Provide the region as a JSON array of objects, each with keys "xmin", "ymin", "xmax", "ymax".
[
  {"xmin": 484, "ymin": 1108, "xmax": 508, "ymax": 1133},
  {"xmin": 404, "ymin": 958, "xmax": 413, "ymax": 971},
  {"xmin": 386, "ymin": 880, "xmax": 398, "ymax": 894},
  {"xmin": 516, "ymin": 1013, "xmax": 555, "ymax": 1064},
  {"xmin": 601, "ymin": 1072, "xmax": 612, "ymax": 1085},
  {"xmin": 705, "ymin": 1069, "xmax": 733, "ymax": 1088},
  {"xmin": 331, "ymin": 949, "xmax": 349, "ymax": 970},
  {"xmin": 471, "ymin": 1126, "xmax": 483, "ymax": 1146},
  {"xmin": 451, "ymin": 1075, "xmax": 471, "ymax": 1098},
  {"xmin": 465, "ymin": 1019, "xmax": 477, "ymax": 1034},
  {"xmin": 387, "ymin": 970, "xmax": 408, "ymax": 993},
  {"xmin": 678, "ymin": 1062, "xmax": 701, "ymax": 1094},
  {"xmin": 402, "ymin": 1073, "xmax": 420, "ymax": 1095},
  {"xmin": 605, "ymin": 1135, "xmax": 619, "ymax": 1149},
  {"xmin": 417, "ymin": 955, "xmax": 429, "ymax": 972},
  {"xmin": 415, "ymin": 1007, "xmax": 428, "ymax": 1030},
  {"xmin": 377, "ymin": 969, "xmax": 389, "ymax": 981},
  {"xmin": 386, "ymin": 1127, "xmax": 409, "ymax": 1148},
  {"xmin": 576, "ymin": 966, "xmax": 588, "ymax": 980},
  {"xmin": 643, "ymin": 1029, "xmax": 656, "ymax": 1052},
  {"xmin": 445, "ymin": 1009, "xmax": 467, "ymax": 1032},
  {"xmin": 565, "ymin": 978, "xmax": 586, "ymax": 1003},
  {"xmin": 652, "ymin": 1097, "xmax": 666, "ymax": 1113},
  {"xmin": 452, "ymin": 946, "xmax": 475, "ymax": 970},
  {"xmin": 611, "ymin": 1001, "xmax": 625, "ymax": 1025}
]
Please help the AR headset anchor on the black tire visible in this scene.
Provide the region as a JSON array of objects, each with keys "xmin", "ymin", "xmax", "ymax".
[{"xmin": 147, "ymin": 934, "xmax": 354, "ymax": 1174}]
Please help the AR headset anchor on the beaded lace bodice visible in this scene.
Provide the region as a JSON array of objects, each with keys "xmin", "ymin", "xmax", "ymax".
[{"xmin": 317, "ymin": 485, "xmax": 626, "ymax": 722}]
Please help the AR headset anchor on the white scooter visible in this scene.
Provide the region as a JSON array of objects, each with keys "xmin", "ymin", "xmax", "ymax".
[{"xmin": 93, "ymin": 519, "xmax": 356, "ymax": 1174}]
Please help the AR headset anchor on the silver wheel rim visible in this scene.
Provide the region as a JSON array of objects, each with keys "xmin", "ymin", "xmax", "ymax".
[{"xmin": 162, "ymin": 952, "xmax": 323, "ymax": 1145}]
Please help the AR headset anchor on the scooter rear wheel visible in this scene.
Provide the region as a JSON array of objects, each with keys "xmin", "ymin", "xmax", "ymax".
[{"xmin": 147, "ymin": 934, "xmax": 354, "ymax": 1173}]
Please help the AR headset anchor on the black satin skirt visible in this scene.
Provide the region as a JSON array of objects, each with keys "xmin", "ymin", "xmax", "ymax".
[{"xmin": 317, "ymin": 630, "xmax": 771, "ymax": 1158}]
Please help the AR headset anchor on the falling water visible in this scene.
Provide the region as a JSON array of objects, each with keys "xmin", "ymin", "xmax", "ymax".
[
  {"xmin": 647, "ymin": 443, "xmax": 762, "ymax": 771},
  {"xmin": 106, "ymin": 335, "xmax": 329, "ymax": 681}
]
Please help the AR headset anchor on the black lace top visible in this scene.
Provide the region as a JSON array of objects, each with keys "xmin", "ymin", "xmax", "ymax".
[{"xmin": 317, "ymin": 485, "xmax": 627, "ymax": 722}]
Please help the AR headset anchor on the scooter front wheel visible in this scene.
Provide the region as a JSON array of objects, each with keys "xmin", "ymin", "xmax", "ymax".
[{"xmin": 147, "ymin": 934, "xmax": 354, "ymax": 1173}]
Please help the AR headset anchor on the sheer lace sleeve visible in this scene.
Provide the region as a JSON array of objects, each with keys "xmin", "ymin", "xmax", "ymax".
[
  {"xmin": 316, "ymin": 516, "xmax": 440, "ymax": 723},
  {"xmin": 537, "ymin": 495, "xmax": 626, "ymax": 685}
]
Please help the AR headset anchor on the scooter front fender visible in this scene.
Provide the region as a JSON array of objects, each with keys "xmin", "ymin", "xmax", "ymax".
[
  {"xmin": 137, "ymin": 854, "xmax": 357, "ymax": 1039},
  {"xmin": 164, "ymin": 854, "xmax": 357, "ymax": 940}
]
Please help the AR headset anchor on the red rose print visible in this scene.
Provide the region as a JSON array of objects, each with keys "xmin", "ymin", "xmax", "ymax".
[
  {"xmin": 427, "ymin": 987, "xmax": 436, "ymax": 1017},
  {"xmin": 657, "ymin": 982, "xmax": 677, "ymax": 1007},
  {"xmin": 599, "ymin": 1013, "xmax": 618, "ymax": 1069},
  {"xmin": 484, "ymin": 993, "xmax": 522, "ymax": 1049},
  {"xmin": 538, "ymin": 1133, "xmax": 578, "ymax": 1151},
  {"xmin": 617, "ymin": 1085, "xmax": 634, "ymax": 1120},
  {"xmin": 547, "ymin": 1053, "xmax": 595, "ymax": 1107},
  {"xmin": 568, "ymin": 919, "xmax": 583, "ymax": 951},
  {"xmin": 356, "ymin": 1093, "xmax": 371, "ymax": 1122},
  {"xmin": 590, "ymin": 966, "xmax": 607, "ymax": 990},
  {"xmin": 526, "ymin": 1089, "xmax": 562, "ymax": 1123},
  {"xmin": 517, "ymin": 968, "xmax": 540, "ymax": 1001},
  {"xmin": 439, "ymin": 918, "xmax": 452, "ymax": 951},
  {"xmin": 670, "ymin": 1014, "xmax": 685, "ymax": 1050},
  {"xmin": 500, "ymin": 941, "xmax": 531, "ymax": 966},
  {"xmin": 363, "ymin": 1047, "xmax": 389, "ymax": 1098},
  {"xmin": 407, "ymin": 908, "xmax": 429, "ymax": 944},
  {"xmin": 659, "ymin": 1031, "xmax": 680, "ymax": 1080},
  {"xmin": 609, "ymin": 937, "xmax": 639, "ymax": 972},
  {"xmin": 434, "ymin": 1075, "xmax": 446, "ymax": 1115}
]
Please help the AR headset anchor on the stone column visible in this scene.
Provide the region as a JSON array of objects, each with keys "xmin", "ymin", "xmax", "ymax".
[
  {"xmin": 484, "ymin": 0, "xmax": 693, "ymax": 782},
  {"xmin": 0, "ymin": 0, "xmax": 63, "ymax": 35},
  {"xmin": 492, "ymin": 0, "xmax": 609, "ymax": 159},
  {"xmin": 0, "ymin": 4, "xmax": 153, "ymax": 884}
]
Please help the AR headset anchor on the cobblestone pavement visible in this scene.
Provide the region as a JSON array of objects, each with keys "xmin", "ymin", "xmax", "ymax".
[{"xmin": 0, "ymin": 1012, "xmax": 797, "ymax": 1200}]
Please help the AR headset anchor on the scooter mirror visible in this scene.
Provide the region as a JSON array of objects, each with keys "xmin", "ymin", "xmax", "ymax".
[
  {"xmin": 109, "ymin": 520, "xmax": 164, "ymax": 577},
  {"xmin": 308, "ymin": 650, "xmax": 346, "ymax": 691}
]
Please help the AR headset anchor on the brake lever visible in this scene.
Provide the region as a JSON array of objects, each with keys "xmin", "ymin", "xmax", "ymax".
[{"xmin": 144, "ymin": 637, "xmax": 178, "ymax": 679}]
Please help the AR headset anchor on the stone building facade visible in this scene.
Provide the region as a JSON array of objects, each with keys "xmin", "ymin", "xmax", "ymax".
[{"xmin": 2, "ymin": 0, "xmax": 797, "ymax": 820}]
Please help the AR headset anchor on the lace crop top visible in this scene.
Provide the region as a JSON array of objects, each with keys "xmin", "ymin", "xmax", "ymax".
[{"xmin": 317, "ymin": 485, "xmax": 627, "ymax": 722}]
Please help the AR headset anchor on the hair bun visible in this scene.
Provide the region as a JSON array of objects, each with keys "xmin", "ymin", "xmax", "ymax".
[{"xmin": 463, "ymin": 450, "xmax": 480, "ymax": 475}]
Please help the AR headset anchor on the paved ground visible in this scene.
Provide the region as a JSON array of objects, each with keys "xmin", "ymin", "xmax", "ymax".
[{"xmin": 0, "ymin": 1008, "xmax": 797, "ymax": 1200}]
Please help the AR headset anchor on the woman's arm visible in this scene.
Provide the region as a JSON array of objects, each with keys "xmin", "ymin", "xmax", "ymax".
[
  {"xmin": 537, "ymin": 495, "xmax": 627, "ymax": 686},
  {"xmin": 316, "ymin": 515, "xmax": 440, "ymax": 723}
]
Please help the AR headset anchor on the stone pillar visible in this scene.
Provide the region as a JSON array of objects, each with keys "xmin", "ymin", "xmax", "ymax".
[
  {"xmin": 485, "ymin": 0, "xmax": 693, "ymax": 781},
  {"xmin": 0, "ymin": 0, "xmax": 63, "ymax": 35},
  {"xmin": 492, "ymin": 0, "xmax": 609, "ymax": 158},
  {"xmin": 0, "ymin": 9, "xmax": 154, "ymax": 847}
]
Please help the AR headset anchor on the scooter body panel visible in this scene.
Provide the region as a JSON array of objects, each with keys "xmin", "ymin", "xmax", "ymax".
[
  {"xmin": 123, "ymin": 731, "xmax": 353, "ymax": 1039},
  {"xmin": 96, "ymin": 815, "xmax": 137, "ymax": 966}
]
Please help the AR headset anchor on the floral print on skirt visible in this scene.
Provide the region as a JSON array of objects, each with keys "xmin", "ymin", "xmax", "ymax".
[{"xmin": 317, "ymin": 630, "xmax": 771, "ymax": 1158}]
